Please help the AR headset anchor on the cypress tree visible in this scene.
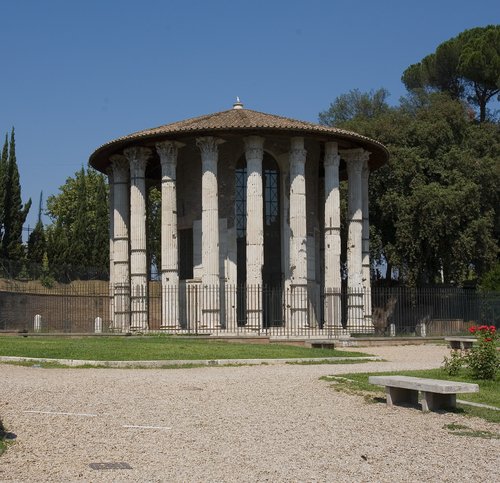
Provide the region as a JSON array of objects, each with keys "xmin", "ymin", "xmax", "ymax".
[
  {"xmin": 0, "ymin": 134, "xmax": 8, "ymax": 241},
  {"xmin": 27, "ymin": 191, "xmax": 46, "ymax": 268},
  {"xmin": 0, "ymin": 128, "xmax": 32, "ymax": 262}
]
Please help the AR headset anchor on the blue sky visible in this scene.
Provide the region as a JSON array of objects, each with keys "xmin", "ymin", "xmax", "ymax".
[{"xmin": 1, "ymin": 0, "xmax": 499, "ymax": 230}]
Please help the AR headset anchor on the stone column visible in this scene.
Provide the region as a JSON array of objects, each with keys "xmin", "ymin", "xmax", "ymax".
[
  {"xmin": 156, "ymin": 141, "xmax": 183, "ymax": 329},
  {"xmin": 124, "ymin": 146, "xmax": 151, "ymax": 331},
  {"xmin": 108, "ymin": 169, "xmax": 115, "ymax": 328},
  {"xmin": 197, "ymin": 136, "xmax": 224, "ymax": 328},
  {"xmin": 244, "ymin": 136, "xmax": 264, "ymax": 328},
  {"xmin": 110, "ymin": 155, "xmax": 130, "ymax": 332},
  {"xmin": 361, "ymin": 156, "xmax": 373, "ymax": 327},
  {"xmin": 323, "ymin": 142, "xmax": 343, "ymax": 333},
  {"xmin": 289, "ymin": 137, "xmax": 308, "ymax": 328},
  {"xmin": 342, "ymin": 148, "xmax": 370, "ymax": 333}
]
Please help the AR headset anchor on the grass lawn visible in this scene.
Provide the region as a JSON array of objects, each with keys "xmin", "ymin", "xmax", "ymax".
[
  {"xmin": 322, "ymin": 368, "xmax": 500, "ymax": 423},
  {"xmin": 0, "ymin": 438, "xmax": 6, "ymax": 456},
  {"xmin": 0, "ymin": 336, "xmax": 370, "ymax": 361}
]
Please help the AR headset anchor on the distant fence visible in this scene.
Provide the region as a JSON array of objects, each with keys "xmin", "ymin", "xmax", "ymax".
[
  {"xmin": 371, "ymin": 287, "xmax": 499, "ymax": 335},
  {"xmin": 0, "ymin": 282, "xmax": 498, "ymax": 337},
  {"xmin": 0, "ymin": 282, "xmax": 109, "ymax": 333}
]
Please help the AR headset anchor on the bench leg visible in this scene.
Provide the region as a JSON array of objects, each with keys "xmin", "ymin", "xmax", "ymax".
[
  {"xmin": 421, "ymin": 392, "xmax": 456, "ymax": 412},
  {"xmin": 386, "ymin": 387, "xmax": 419, "ymax": 407}
]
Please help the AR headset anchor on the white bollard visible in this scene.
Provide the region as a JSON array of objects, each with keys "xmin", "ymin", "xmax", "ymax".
[
  {"xmin": 94, "ymin": 316, "xmax": 103, "ymax": 334},
  {"xmin": 34, "ymin": 314, "xmax": 42, "ymax": 333},
  {"xmin": 389, "ymin": 323, "xmax": 396, "ymax": 337}
]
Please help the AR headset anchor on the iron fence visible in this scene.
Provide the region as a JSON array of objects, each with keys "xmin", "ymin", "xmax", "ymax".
[{"xmin": 0, "ymin": 282, "xmax": 498, "ymax": 337}]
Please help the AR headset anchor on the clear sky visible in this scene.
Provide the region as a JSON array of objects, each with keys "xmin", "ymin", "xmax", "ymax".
[{"xmin": 1, "ymin": 0, "xmax": 498, "ymax": 230}]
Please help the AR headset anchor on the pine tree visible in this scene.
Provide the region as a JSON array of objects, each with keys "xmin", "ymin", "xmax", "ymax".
[{"xmin": 0, "ymin": 128, "xmax": 32, "ymax": 263}]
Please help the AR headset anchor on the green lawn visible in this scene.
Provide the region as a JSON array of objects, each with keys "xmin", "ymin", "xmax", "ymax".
[
  {"xmin": 0, "ymin": 438, "xmax": 6, "ymax": 456},
  {"xmin": 0, "ymin": 336, "xmax": 369, "ymax": 361},
  {"xmin": 322, "ymin": 368, "xmax": 500, "ymax": 423}
]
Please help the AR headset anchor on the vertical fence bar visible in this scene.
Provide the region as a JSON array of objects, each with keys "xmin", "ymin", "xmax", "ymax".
[{"xmin": 0, "ymin": 281, "xmax": 499, "ymax": 336}]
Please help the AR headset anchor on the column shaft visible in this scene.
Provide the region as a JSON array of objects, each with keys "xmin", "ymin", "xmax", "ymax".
[
  {"xmin": 108, "ymin": 169, "xmax": 115, "ymax": 327},
  {"xmin": 323, "ymin": 142, "xmax": 342, "ymax": 331},
  {"xmin": 197, "ymin": 136, "xmax": 223, "ymax": 328},
  {"xmin": 245, "ymin": 136, "xmax": 264, "ymax": 328},
  {"xmin": 110, "ymin": 155, "xmax": 130, "ymax": 332},
  {"xmin": 156, "ymin": 141, "xmax": 183, "ymax": 328},
  {"xmin": 289, "ymin": 137, "xmax": 308, "ymax": 328},
  {"xmin": 124, "ymin": 146, "xmax": 151, "ymax": 331},
  {"xmin": 362, "ymin": 158, "xmax": 372, "ymax": 323},
  {"xmin": 343, "ymin": 148, "xmax": 370, "ymax": 333}
]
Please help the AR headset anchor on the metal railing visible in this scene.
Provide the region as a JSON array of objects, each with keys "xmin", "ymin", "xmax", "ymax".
[{"xmin": 1, "ymin": 282, "xmax": 498, "ymax": 337}]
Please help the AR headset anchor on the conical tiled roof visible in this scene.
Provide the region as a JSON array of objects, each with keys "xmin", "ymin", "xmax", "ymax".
[{"xmin": 89, "ymin": 107, "xmax": 389, "ymax": 171}]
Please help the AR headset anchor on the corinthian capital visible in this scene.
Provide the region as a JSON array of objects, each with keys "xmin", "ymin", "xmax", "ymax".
[
  {"xmin": 340, "ymin": 148, "xmax": 370, "ymax": 164},
  {"xmin": 341, "ymin": 148, "xmax": 370, "ymax": 178},
  {"xmin": 244, "ymin": 136, "xmax": 264, "ymax": 162},
  {"xmin": 123, "ymin": 146, "xmax": 151, "ymax": 176},
  {"xmin": 196, "ymin": 136, "xmax": 225, "ymax": 162},
  {"xmin": 110, "ymin": 154, "xmax": 129, "ymax": 183},
  {"xmin": 324, "ymin": 142, "xmax": 340, "ymax": 168},
  {"xmin": 290, "ymin": 137, "xmax": 307, "ymax": 165},
  {"xmin": 156, "ymin": 141, "xmax": 185, "ymax": 166}
]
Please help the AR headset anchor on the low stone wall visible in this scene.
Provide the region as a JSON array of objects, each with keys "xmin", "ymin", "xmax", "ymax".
[{"xmin": 0, "ymin": 288, "xmax": 110, "ymax": 333}]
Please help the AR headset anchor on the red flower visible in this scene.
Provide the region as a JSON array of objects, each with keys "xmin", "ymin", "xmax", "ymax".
[
  {"xmin": 485, "ymin": 337, "xmax": 492, "ymax": 342},
  {"xmin": 489, "ymin": 326, "xmax": 496, "ymax": 332},
  {"xmin": 479, "ymin": 325, "xmax": 488, "ymax": 331},
  {"xmin": 469, "ymin": 326, "xmax": 476, "ymax": 334}
]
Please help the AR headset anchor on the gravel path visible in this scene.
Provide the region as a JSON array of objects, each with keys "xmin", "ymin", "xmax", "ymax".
[{"xmin": 0, "ymin": 344, "xmax": 499, "ymax": 482}]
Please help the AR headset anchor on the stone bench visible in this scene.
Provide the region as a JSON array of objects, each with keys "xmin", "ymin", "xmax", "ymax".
[
  {"xmin": 304, "ymin": 341, "xmax": 335, "ymax": 349},
  {"xmin": 444, "ymin": 337, "xmax": 476, "ymax": 350},
  {"xmin": 368, "ymin": 375, "xmax": 479, "ymax": 412}
]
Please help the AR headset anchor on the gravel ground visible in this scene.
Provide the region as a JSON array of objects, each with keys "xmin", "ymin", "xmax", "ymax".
[{"xmin": 0, "ymin": 344, "xmax": 499, "ymax": 482}]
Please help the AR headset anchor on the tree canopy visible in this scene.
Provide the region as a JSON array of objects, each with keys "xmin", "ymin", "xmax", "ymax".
[
  {"xmin": 318, "ymin": 88, "xmax": 391, "ymax": 125},
  {"xmin": 320, "ymin": 89, "xmax": 499, "ymax": 287},
  {"xmin": 45, "ymin": 167, "xmax": 109, "ymax": 280},
  {"xmin": 402, "ymin": 25, "xmax": 500, "ymax": 122}
]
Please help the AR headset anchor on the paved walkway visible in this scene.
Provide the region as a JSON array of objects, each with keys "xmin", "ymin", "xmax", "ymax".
[{"xmin": 0, "ymin": 345, "xmax": 499, "ymax": 482}]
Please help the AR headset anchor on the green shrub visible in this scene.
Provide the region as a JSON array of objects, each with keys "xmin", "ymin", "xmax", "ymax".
[
  {"xmin": 442, "ymin": 325, "xmax": 499, "ymax": 380},
  {"xmin": 467, "ymin": 325, "xmax": 499, "ymax": 380},
  {"xmin": 443, "ymin": 349, "xmax": 466, "ymax": 376}
]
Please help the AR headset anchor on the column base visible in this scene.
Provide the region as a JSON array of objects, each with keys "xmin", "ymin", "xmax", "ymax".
[
  {"xmin": 347, "ymin": 325, "xmax": 375, "ymax": 335},
  {"xmin": 200, "ymin": 310, "xmax": 221, "ymax": 330},
  {"xmin": 347, "ymin": 300, "xmax": 373, "ymax": 334}
]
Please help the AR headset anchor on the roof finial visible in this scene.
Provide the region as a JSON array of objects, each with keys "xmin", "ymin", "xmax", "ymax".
[{"xmin": 233, "ymin": 97, "xmax": 244, "ymax": 109}]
